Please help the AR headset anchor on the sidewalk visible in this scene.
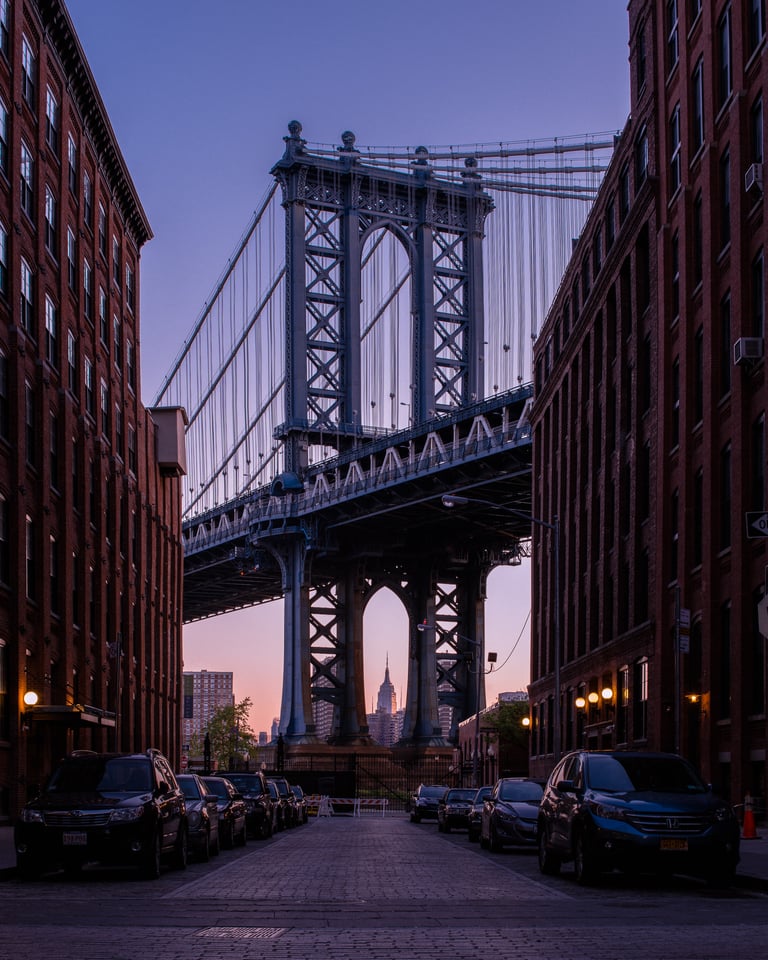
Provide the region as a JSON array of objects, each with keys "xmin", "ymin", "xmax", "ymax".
[{"xmin": 2, "ymin": 822, "xmax": 768, "ymax": 887}]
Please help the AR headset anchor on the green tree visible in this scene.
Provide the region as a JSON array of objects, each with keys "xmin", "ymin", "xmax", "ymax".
[
  {"xmin": 190, "ymin": 697, "xmax": 257, "ymax": 769},
  {"xmin": 483, "ymin": 700, "xmax": 530, "ymax": 755}
]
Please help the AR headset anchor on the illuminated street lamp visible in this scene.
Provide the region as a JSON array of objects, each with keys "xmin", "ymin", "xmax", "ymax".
[{"xmin": 441, "ymin": 492, "xmax": 562, "ymax": 762}]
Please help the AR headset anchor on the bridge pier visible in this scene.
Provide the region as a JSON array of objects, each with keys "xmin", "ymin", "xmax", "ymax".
[{"xmin": 278, "ymin": 536, "xmax": 318, "ymax": 743}]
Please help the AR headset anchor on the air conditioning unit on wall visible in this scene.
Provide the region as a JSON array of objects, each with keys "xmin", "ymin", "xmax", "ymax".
[
  {"xmin": 734, "ymin": 337, "xmax": 764, "ymax": 365},
  {"xmin": 745, "ymin": 163, "xmax": 763, "ymax": 194}
]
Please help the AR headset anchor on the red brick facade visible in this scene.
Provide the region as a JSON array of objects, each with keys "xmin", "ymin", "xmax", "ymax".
[
  {"xmin": 530, "ymin": 0, "xmax": 768, "ymax": 806},
  {"xmin": 0, "ymin": 0, "xmax": 184, "ymax": 818}
]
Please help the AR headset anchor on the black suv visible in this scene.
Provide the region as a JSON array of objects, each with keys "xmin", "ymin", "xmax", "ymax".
[
  {"xmin": 409, "ymin": 783, "xmax": 449, "ymax": 822},
  {"xmin": 537, "ymin": 750, "xmax": 740, "ymax": 886},
  {"xmin": 218, "ymin": 771, "xmax": 274, "ymax": 838},
  {"xmin": 15, "ymin": 749, "xmax": 188, "ymax": 880}
]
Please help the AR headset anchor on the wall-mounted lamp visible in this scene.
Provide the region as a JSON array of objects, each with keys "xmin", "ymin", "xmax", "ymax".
[
  {"xmin": 601, "ymin": 687, "xmax": 614, "ymax": 702},
  {"xmin": 587, "ymin": 691, "xmax": 599, "ymax": 705},
  {"xmin": 686, "ymin": 693, "xmax": 700, "ymax": 704},
  {"xmin": 574, "ymin": 696, "xmax": 586, "ymax": 709},
  {"xmin": 521, "ymin": 716, "xmax": 531, "ymax": 728},
  {"xmin": 23, "ymin": 690, "xmax": 39, "ymax": 707}
]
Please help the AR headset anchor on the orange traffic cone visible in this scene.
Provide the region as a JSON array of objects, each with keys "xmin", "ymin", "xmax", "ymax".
[{"xmin": 742, "ymin": 793, "xmax": 760, "ymax": 840}]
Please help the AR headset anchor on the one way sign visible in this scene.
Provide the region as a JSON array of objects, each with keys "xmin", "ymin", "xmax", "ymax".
[{"xmin": 746, "ymin": 512, "xmax": 768, "ymax": 538}]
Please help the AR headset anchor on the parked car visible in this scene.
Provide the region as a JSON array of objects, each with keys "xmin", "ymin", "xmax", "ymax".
[
  {"xmin": 537, "ymin": 750, "xmax": 741, "ymax": 886},
  {"xmin": 268, "ymin": 777, "xmax": 298, "ymax": 828},
  {"xmin": 467, "ymin": 786, "xmax": 493, "ymax": 842},
  {"xmin": 291, "ymin": 784, "xmax": 309, "ymax": 824},
  {"xmin": 409, "ymin": 784, "xmax": 449, "ymax": 823},
  {"xmin": 176, "ymin": 773, "xmax": 220, "ymax": 860},
  {"xmin": 480, "ymin": 778, "xmax": 544, "ymax": 851},
  {"xmin": 201, "ymin": 776, "xmax": 247, "ymax": 849},
  {"xmin": 217, "ymin": 771, "xmax": 274, "ymax": 839},
  {"xmin": 267, "ymin": 779, "xmax": 285, "ymax": 831},
  {"xmin": 15, "ymin": 749, "xmax": 188, "ymax": 880},
  {"xmin": 437, "ymin": 787, "xmax": 477, "ymax": 833}
]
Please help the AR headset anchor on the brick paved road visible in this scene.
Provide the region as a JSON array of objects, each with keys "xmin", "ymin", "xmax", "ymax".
[{"xmin": 1, "ymin": 817, "xmax": 767, "ymax": 959}]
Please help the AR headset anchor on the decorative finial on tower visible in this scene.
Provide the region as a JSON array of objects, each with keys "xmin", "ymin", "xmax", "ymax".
[
  {"xmin": 281, "ymin": 121, "xmax": 306, "ymax": 162},
  {"xmin": 461, "ymin": 156, "xmax": 481, "ymax": 180},
  {"xmin": 339, "ymin": 130, "xmax": 357, "ymax": 152}
]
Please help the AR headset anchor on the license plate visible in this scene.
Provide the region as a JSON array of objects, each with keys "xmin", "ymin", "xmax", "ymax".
[
  {"xmin": 660, "ymin": 838, "xmax": 688, "ymax": 851},
  {"xmin": 62, "ymin": 831, "xmax": 88, "ymax": 846}
]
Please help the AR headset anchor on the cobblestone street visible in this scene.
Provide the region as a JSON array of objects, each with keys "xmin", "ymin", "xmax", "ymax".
[{"xmin": 2, "ymin": 816, "xmax": 767, "ymax": 959}]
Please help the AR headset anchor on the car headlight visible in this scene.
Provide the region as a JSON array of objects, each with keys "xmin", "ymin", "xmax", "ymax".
[
  {"xmin": 588, "ymin": 800, "xmax": 626, "ymax": 821},
  {"xmin": 497, "ymin": 809, "xmax": 519, "ymax": 823},
  {"xmin": 714, "ymin": 806, "xmax": 732, "ymax": 822},
  {"xmin": 187, "ymin": 811, "xmax": 201, "ymax": 829},
  {"xmin": 109, "ymin": 806, "xmax": 145, "ymax": 823},
  {"xmin": 20, "ymin": 808, "xmax": 43, "ymax": 823}
]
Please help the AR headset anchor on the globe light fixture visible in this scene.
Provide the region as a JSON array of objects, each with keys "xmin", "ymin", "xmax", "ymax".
[
  {"xmin": 601, "ymin": 687, "xmax": 614, "ymax": 701},
  {"xmin": 587, "ymin": 691, "xmax": 599, "ymax": 705},
  {"xmin": 574, "ymin": 696, "xmax": 586, "ymax": 709},
  {"xmin": 23, "ymin": 690, "xmax": 39, "ymax": 707}
]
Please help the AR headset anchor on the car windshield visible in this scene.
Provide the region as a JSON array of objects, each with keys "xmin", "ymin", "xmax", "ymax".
[
  {"xmin": 203, "ymin": 779, "xmax": 230, "ymax": 799},
  {"xmin": 271, "ymin": 780, "xmax": 290, "ymax": 798},
  {"xmin": 47, "ymin": 757, "xmax": 152, "ymax": 794},
  {"xmin": 178, "ymin": 776, "xmax": 202, "ymax": 800},
  {"xmin": 446, "ymin": 789, "xmax": 476, "ymax": 802},
  {"xmin": 420, "ymin": 785, "xmax": 447, "ymax": 798},
  {"xmin": 498, "ymin": 781, "xmax": 543, "ymax": 803},
  {"xmin": 226, "ymin": 776, "xmax": 260, "ymax": 793},
  {"xmin": 587, "ymin": 755, "xmax": 707, "ymax": 794},
  {"xmin": 292, "ymin": 786, "xmax": 304, "ymax": 799}
]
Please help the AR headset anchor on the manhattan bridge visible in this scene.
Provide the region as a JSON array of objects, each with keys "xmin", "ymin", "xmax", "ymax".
[{"xmin": 155, "ymin": 122, "xmax": 616, "ymax": 747}]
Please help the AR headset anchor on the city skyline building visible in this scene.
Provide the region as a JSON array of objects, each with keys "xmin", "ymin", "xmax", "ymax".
[
  {"xmin": 367, "ymin": 658, "xmax": 405, "ymax": 747},
  {"xmin": 181, "ymin": 669, "xmax": 234, "ymax": 747},
  {"xmin": 529, "ymin": 0, "xmax": 768, "ymax": 805}
]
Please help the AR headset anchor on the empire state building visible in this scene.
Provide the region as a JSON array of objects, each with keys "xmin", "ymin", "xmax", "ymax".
[{"xmin": 368, "ymin": 657, "xmax": 404, "ymax": 746}]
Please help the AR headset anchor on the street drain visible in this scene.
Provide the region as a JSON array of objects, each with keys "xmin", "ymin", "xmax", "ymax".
[{"xmin": 195, "ymin": 927, "xmax": 287, "ymax": 940}]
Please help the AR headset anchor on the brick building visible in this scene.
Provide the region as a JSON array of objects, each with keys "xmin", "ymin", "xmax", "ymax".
[
  {"xmin": 182, "ymin": 670, "xmax": 234, "ymax": 746},
  {"xmin": 529, "ymin": 0, "xmax": 768, "ymax": 806},
  {"xmin": 0, "ymin": 0, "xmax": 185, "ymax": 818}
]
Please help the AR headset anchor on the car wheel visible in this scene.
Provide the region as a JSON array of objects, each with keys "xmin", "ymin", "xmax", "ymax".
[
  {"xmin": 171, "ymin": 826, "xmax": 188, "ymax": 871},
  {"xmin": 222, "ymin": 820, "xmax": 234, "ymax": 850},
  {"xmin": 489, "ymin": 823, "xmax": 503, "ymax": 853},
  {"xmin": 573, "ymin": 830, "xmax": 598, "ymax": 885},
  {"xmin": 142, "ymin": 832, "xmax": 162, "ymax": 880},
  {"xmin": 537, "ymin": 829, "xmax": 561, "ymax": 876}
]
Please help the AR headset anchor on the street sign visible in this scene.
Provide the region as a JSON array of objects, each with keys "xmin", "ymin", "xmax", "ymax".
[
  {"xmin": 746, "ymin": 512, "xmax": 768, "ymax": 538},
  {"xmin": 678, "ymin": 607, "xmax": 690, "ymax": 653}
]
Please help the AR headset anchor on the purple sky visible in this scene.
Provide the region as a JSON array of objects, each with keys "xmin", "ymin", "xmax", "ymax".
[{"xmin": 65, "ymin": 0, "xmax": 631, "ymax": 736}]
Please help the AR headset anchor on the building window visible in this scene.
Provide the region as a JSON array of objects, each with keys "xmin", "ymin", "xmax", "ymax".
[
  {"xmin": 112, "ymin": 236, "xmax": 121, "ymax": 289},
  {"xmin": 718, "ymin": 602, "xmax": 731, "ymax": 720},
  {"xmin": 67, "ymin": 330, "xmax": 77, "ymax": 394},
  {"xmin": 671, "ymin": 230, "xmax": 680, "ymax": 321},
  {"xmin": 669, "ymin": 103, "xmax": 681, "ymax": 195},
  {"xmin": 83, "ymin": 260, "xmax": 93, "ymax": 322},
  {"xmin": 750, "ymin": 95, "xmax": 763, "ymax": 165},
  {"xmin": 671, "ymin": 357, "xmax": 680, "ymax": 448},
  {"xmin": 605, "ymin": 197, "xmax": 615, "ymax": 250},
  {"xmin": 82, "ymin": 170, "xmax": 93, "ymax": 229},
  {"xmin": 0, "ymin": 348, "xmax": 7, "ymax": 440},
  {"xmin": 113, "ymin": 316, "xmax": 122, "ymax": 369},
  {"xmin": 20, "ymin": 258, "xmax": 34, "ymax": 335},
  {"xmin": 717, "ymin": 6, "xmax": 732, "ymax": 109},
  {"xmin": 753, "ymin": 250, "xmax": 765, "ymax": 337},
  {"xmin": 689, "ymin": 0, "xmax": 702, "ymax": 23},
  {"xmin": 50, "ymin": 412, "xmax": 59, "ymax": 492},
  {"xmin": 0, "ymin": 96, "xmax": 7, "ymax": 175},
  {"xmin": 84, "ymin": 357, "xmax": 95, "ymax": 418},
  {"xmin": 44, "ymin": 186, "xmax": 57, "ymax": 255},
  {"xmin": 0, "ymin": 495, "xmax": 7, "ymax": 587},
  {"xmin": 693, "ymin": 326, "xmax": 704, "ymax": 423},
  {"xmin": 45, "ymin": 86, "xmax": 59, "ymax": 153},
  {"xmin": 115, "ymin": 405, "xmax": 123, "ymax": 455},
  {"xmin": 25, "ymin": 380, "xmax": 36, "ymax": 468},
  {"xmin": 692, "ymin": 57, "xmax": 705, "ymax": 153},
  {"xmin": 0, "ymin": 220, "xmax": 7, "ymax": 297},
  {"xmin": 633, "ymin": 659, "xmax": 648, "ymax": 740},
  {"xmin": 67, "ymin": 134, "xmax": 77, "ymax": 193},
  {"xmin": 666, "ymin": 1, "xmax": 678, "ymax": 72},
  {"xmin": 618, "ymin": 163, "xmax": 630, "ymax": 222},
  {"xmin": 100, "ymin": 378, "xmax": 110, "ymax": 438},
  {"xmin": 98, "ymin": 203, "xmax": 107, "ymax": 258},
  {"xmin": 720, "ymin": 442, "xmax": 732, "ymax": 551},
  {"xmin": 67, "ymin": 227, "xmax": 77, "ymax": 290},
  {"xmin": 20, "ymin": 141, "xmax": 34, "ymax": 217},
  {"xmin": 752, "ymin": 415, "xmax": 766, "ymax": 511},
  {"xmin": 127, "ymin": 423, "xmax": 137, "ymax": 474},
  {"xmin": 635, "ymin": 127, "xmax": 648, "ymax": 186},
  {"xmin": 592, "ymin": 231, "xmax": 602, "ymax": 277},
  {"xmin": 670, "ymin": 489, "xmax": 679, "ymax": 582},
  {"xmin": 693, "ymin": 191, "xmax": 703, "ymax": 287},
  {"xmin": 747, "ymin": 0, "xmax": 765, "ymax": 57},
  {"xmin": 45, "ymin": 295, "xmax": 58, "ymax": 368},
  {"xmin": 126, "ymin": 339, "xmax": 136, "ymax": 392},
  {"xmin": 0, "ymin": 0, "xmax": 8, "ymax": 58},
  {"xmin": 720, "ymin": 292, "xmax": 731, "ymax": 397},
  {"xmin": 719, "ymin": 147, "xmax": 730, "ymax": 249},
  {"xmin": 25, "ymin": 516, "xmax": 36, "ymax": 602},
  {"xmin": 636, "ymin": 20, "xmax": 646, "ymax": 95},
  {"xmin": 693, "ymin": 468, "xmax": 704, "ymax": 566},
  {"xmin": 99, "ymin": 287, "xmax": 108, "ymax": 345},
  {"xmin": 21, "ymin": 35, "xmax": 36, "ymax": 109},
  {"xmin": 126, "ymin": 264, "xmax": 135, "ymax": 313}
]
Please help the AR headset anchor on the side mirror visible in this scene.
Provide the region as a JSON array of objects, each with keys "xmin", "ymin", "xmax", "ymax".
[
  {"xmin": 556, "ymin": 779, "xmax": 578, "ymax": 794},
  {"xmin": 204, "ymin": 794, "xmax": 218, "ymax": 803}
]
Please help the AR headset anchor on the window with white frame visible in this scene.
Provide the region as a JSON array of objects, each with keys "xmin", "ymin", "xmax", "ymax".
[
  {"xmin": 67, "ymin": 227, "xmax": 76, "ymax": 289},
  {"xmin": 83, "ymin": 259, "xmax": 93, "ymax": 322},
  {"xmin": 127, "ymin": 423, "xmax": 136, "ymax": 474},
  {"xmin": 50, "ymin": 535, "xmax": 59, "ymax": 616},
  {"xmin": 20, "ymin": 258, "xmax": 34, "ymax": 334},
  {"xmin": 25, "ymin": 380, "xmax": 35, "ymax": 467},
  {"xmin": 45, "ymin": 294, "xmax": 58, "ymax": 368},
  {"xmin": 113, "ymin": 315, "xmax": 122, "ymax": 368},
  {"xmin": 126, "ymin": 263, "xmax": 135, "ymax": 313},
  {"xmin": 126, "ymin": 339, "xmax": 135, "ymax": 391},
  {"xmin": 112, "ymin": 236, "xmax": 121, "ymax": 288},
  {"xmin": 20, "ymin": 141, "xmax": 34, "ymax": 217},
  {"xmin": 692, "ymin": 57, "xmax": 704, "ymax": 152},
  {"xmin": 666, "ymin": 0, "xmax": 678, "ymax": 73},
  {"xmin": 67, "ymin": 134, "xmax": 77, "ymax": 193},
  {"xmin": 717, "ymin": 6, "xmax": 732, "ymax": 110},
  {"xmin": 84, "ymin": 356, "xmax": 94, "ymax": 417},
  {"xmin": 83, "ymin": 171, "xmax": 93, "ymax": 228},
  {"xmin": 0, "ymin": 1, "xmax": 9, "ymax": 58},
  {"xmin": 45, "ymin": 86, "xmax": 59, "ymax": 152},
  {"xmin": 0, "ymin": 97, "xmax": 7, "ymax": 175},
  {"xmin": 98, "ymin": 203, "xmax": 107, "ymax": 257},
  {"xmin": 99, "ymin": 286, "xmax": 108, "ymax": 345},
  {"xmin": 25, "ymin": 515, "xmax": 36, "ymax": 601},
  {"xmin": 669, "ymin": 103, "xmax": 681, "ymax": 195},
  {"xmin": 67, "ymin": 330, "xmax": 77, "ymax": 394},
  {"xmin": 100, "ymin": 378, "xmax": 109, "ymax": 437},
  {"xmin": 0, "ymin": 220, "xmax": 7, "ymax": 297},
  {"xmin": 748, "ymin": 0, "xmax": 765, "ymax": 56},
  {"xmin": 21, "ymin": 35, "xmax": 35, "ymax": 108},
  {"xmin": 44, "ymin": 186, "xmax": 57, "ymax": 254}
]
